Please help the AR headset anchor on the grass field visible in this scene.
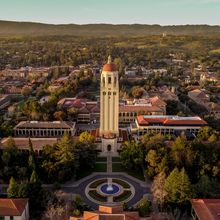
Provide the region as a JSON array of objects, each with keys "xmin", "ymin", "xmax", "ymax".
[
  {"xmin": 112, "ymin": 163, "xmax": 145, "ymax": 181},
  {"xmin": 76, "ymin": 163, "xmax": 106, "ymax": 179}
]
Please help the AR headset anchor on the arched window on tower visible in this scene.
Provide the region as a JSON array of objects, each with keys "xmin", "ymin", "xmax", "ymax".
[
  {"xmin": 108, "ymin": 77, "xmax": 111, "ymax": 84},
  {"xmin": 114, "ymin": 76, "xmax": 116, "ymax": 86}
]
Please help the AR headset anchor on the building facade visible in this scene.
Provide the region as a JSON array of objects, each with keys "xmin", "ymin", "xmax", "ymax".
[
  {"xmin": 130, "ymin": 115, "xmax": 207, "ymax": 137},
  {"xmin": 14, "ymin": 121, "xmax": 76, "ymax": 137},
  {"xmin": 70, "ymin": 205, "xmax": 140, "ymax": 220}
]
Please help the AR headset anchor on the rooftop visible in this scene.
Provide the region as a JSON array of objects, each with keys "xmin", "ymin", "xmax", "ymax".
[
  {"xmin": 14, "ymin": 121, "xmax": 75, "ymax": 129},
  {"xmin": 191, "ymin": 199, "xmax": 220, "ymax": 220},
  {"xmin": 137, "ymin": 115, "xmax": 207, "ymax": 126},
  {"xmin": 0, "ymin": 198, "xmax": 28, "ymax": 216},
  {"xmin": 102, "ymin": 55, "xmax": 117, "ymax": 72},
  {"xmin": 1, "ymin": 137, "xmax": 59, "ymax": 150}
]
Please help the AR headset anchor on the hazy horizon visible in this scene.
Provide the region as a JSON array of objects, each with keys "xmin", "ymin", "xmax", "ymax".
[{"xmin": 0, "ymin": 0, "xmax": 220, "ymax": 25}]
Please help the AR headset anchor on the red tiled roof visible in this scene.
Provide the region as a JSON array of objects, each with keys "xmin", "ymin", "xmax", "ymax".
[
  {"xmin": 137, "ymin": 115, "xmax": 165, "ymax": 125},
  {"xmin": 164, "ymin": 119, "xmax": 207, "ymax": 125},
  {"xmin": 137, "ymin": 115, "xmax": 207, "ymax": 126},
  {"xmin": 0, "ymin": 198, "xmax": 28, "ymax": 216},
  {"xmin": 119, "ymin": 105, "xmax": 162, "ymax": 113},
  {"xmin": 191, "ymin": 199, "xmax": 220, "ymax": 220},
  {"xmin": 78, "ymin": 106, "xmax": 91, "ymax": 114},
  {"xmin": 103, "ymin": 63, "xmax": 117, "ymax": 72},
  {"xmin": 149, "ymin": 96, "xmax": 166, "ymax": 106}
]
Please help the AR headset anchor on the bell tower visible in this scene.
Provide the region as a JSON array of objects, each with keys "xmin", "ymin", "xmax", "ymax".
[{"xmin": 100, "ymin": 56, "xmax": 119, "ymax": 136}]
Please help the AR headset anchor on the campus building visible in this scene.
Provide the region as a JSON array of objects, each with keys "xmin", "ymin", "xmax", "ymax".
[
  {"xmin": 70, "ymin": 205, "xmax": 140, "ymax": 220},
  {"xmin": 130, "ymin": 115, "xmax": 207, "ymax": 137},
  {"xmin": 0, "ymin": 198, "xmax": 29, "ymax": 220},
  {"xmin": 57, "ymin": 96, "xmax": 166, "ymax": 124},
  {"xmin": 14, "ymin": 121, "xmax": 76, "ymax": 137},
  {"xmin": 191, "ymin": 199, "xmax": 220, "ymax": 220}
]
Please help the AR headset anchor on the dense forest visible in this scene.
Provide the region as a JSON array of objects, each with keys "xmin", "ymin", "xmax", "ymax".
[{"xmin": 0, "ymin": 20, "xmax": 220, "ymax": 36}]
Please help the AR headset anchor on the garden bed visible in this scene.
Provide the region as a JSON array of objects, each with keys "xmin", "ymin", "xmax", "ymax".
[
  {"xmin": 112, "ymin": 179, "xmax": 130, "ymax": 188},
  {"xmin": 88, "ymin": 190, "xmax": 107, "ymax": 202},
  {"xmin": 113, "ymin": 190, "xmax": 132, "ymax": 202},
  {"xmin": 90, "ymin": 179, "xmax": 107, "ymax": 188}
]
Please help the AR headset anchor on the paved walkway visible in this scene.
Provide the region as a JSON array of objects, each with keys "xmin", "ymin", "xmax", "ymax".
[{"xmin": 107, "ymin": 152, "xmax": 112, "ymax": 173}]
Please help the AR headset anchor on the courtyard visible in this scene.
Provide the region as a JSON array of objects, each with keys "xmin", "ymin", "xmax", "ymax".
[{"xmin": 62, "ymin": 152, "xmax": 151, "ymax": 209}]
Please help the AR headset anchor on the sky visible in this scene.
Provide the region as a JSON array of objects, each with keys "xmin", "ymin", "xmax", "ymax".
[{"xmin": 0, "ymin": 0, "xmax": 220, "ymax": 25}]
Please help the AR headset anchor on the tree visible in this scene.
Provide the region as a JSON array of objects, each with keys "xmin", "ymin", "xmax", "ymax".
[
  {"xmin": 1, "ymin": 151, "xmax": 11, "ymax": 166},
  {"xmin": 7, "ymin": 177, "xmax": 18, "ymax": 198},
  {"xmin": 55, "ymin": 132, "xmax": 74, "ymax": 165},
  {"xmin": 53, "ymin": 111, "xmax": 66, "ymax": 121},
  {"xmin": 145, "ymin": 147, "xmax": 169, "ymax": 177},
  {"xmin": 76, "ymin": 141, "xmax": 97, "ymax": 172},
  {"xmin": 151, "ymin": 171, "xmax": 167, "ymax": 207},
  {"xmin": 141, "ymin": 133, "xmax": 165, "ymax": 149},
  {"xmin": 55, "ymin": 132, "xmax": 75, "ymax": 181},
  {"xmin": 120, "ymin": 141, "xmax": 144, "ymax": 170},
  {"xmin": 197, "ymin": 126, "xmax": 216, "ymax": 141},
  {"xmin": 21, "ymin": 86, "xmax": 32, "ymax": 97},
  {"xmin": 195, "ymin": 175, "xmax": 213, "ymax": 197},
  {"xmin": 18, "ymin": 183, "xmax": 28, "ymax": 198},
  {"xmin": 164, "ymin": 167, "xmax": 192, "ymax": 204},
  {"xmin": 28, "ymin": 138, "xmax": 36, "ymax": 171},
  {"xmin": 30, "ymin": 170, "xmax": 40, "ymax": 184},
  {"xmin": 79, "ymin": 131, "xmax": 94, "ymax": 143},
  {"xmin": 171, "ymin": 135, "xmax": 190, "ymax": 168},
  {"xmin": 131, "ymin": 86, "xmax": 145, "ymax": 98},
  {"xmin": 43, "ymin": 204, "xmax": 65, "ymax": 220},
  {"xmin": 4, "ymin": 136, "xmax": 16, "ymax": 149},
  {"xmin": 136, "ymin": 197, "xmax": 152, "ymax": 217}
]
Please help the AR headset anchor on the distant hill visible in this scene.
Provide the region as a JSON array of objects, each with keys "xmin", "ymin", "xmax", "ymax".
[{"xmin": 0, "ymin": 20, "xmax": 220, "ymax": 37}]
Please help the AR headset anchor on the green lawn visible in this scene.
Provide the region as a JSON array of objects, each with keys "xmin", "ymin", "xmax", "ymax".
[
  {"xmin": 112, "ymin": 163, "xmax": 145, "ymax": 181},
  {"xmin": 93, "ymin": 163, "xmax": 107, "ymax": 172},
  {"xmin": 96, "ymin": 157, "xmax": 107, "ymax": 162},
  {"xmin": 112, "ymin": 157, "xmax": 121, "ymax": 162},
  {"xmin": 76, "ymin": 163, "xmax": 106, "ymax": 179}
]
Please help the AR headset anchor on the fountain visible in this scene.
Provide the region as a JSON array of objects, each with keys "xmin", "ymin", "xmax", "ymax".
[
  {"xmin": 106, "ymin": 183, "xmax": 113, "ymax": 192},
  {"xmin": 100, "ymin": 184, "xmax": 120, "ymax": 195}
]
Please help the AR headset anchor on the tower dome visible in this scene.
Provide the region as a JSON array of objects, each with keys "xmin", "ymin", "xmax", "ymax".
[{"xmin": 103, "ymin": 55, "xmax": 117, "ymax": 72}]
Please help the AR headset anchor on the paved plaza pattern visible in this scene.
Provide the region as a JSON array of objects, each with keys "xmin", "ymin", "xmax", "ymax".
[{"xmin": 62, "ymin": 153, "xmax": 151, "ymax": 209}]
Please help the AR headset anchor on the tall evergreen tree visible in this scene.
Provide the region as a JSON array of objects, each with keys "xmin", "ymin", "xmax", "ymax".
[
  {"xmin": 164, "ymin": 167, "xmax": 192, "ymax": 204},
  {"xmin": 28, "ymin": 138, "xmax": 36, "ymax": 170},
  {"xmin": 7, "ymin": 177, "xmax": 18, "ymax": 198}
]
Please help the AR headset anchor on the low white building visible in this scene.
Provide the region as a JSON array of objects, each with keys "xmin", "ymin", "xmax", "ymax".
[
  {"xmin": 14, "ymin": 121, "xmax": 76, "ymax": 137},
  {"xmin": 130, "ymin": 115, "xmax": 207, "ymax": 137},
  {"xmin": 0, "ymin": 198, "xmax": 29, "ymax": 220}
]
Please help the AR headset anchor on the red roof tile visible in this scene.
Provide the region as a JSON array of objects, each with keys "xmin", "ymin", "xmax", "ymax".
[
  {"xmin": 119, "ymin": 105, "xmax": 162, "ymax": 113},
  {"xmin": 0, "ymin": 198, "xmax": 28, "ymax": 216},
  {"xmin": 191, "ymin": 199, "xmax": 220, "ymax": 220},
  {"xmin": 103, "ymin": 63, "xmax": 117, "ymax": 72},
  {"xmin": 137, "ymin": 115, "xmax": 207, "ymax": 126}
]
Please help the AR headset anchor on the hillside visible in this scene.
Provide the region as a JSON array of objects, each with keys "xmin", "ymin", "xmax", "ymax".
[{"xmin": 0, "ymin": 20, "xmax": 220, "ymax": 36}]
